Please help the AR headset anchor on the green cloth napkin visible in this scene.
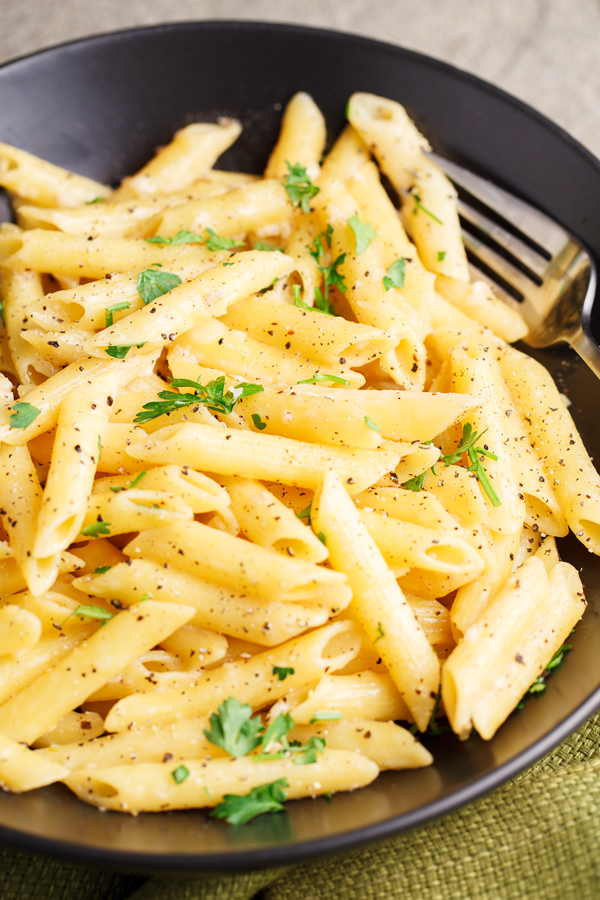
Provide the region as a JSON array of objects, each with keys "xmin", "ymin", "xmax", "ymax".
[{"xmin": 3, "ymin": 712, "xmax": 600, "ymax": 900}]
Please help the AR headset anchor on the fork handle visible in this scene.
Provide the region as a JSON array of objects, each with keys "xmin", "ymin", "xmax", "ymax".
[{"xmin": 570, "ymin": 329, "xmax": 600, "ymax": 380}]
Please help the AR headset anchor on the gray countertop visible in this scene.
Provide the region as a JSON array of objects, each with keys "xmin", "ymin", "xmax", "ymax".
[{"xmin": 2, "ymin": 0, "xmax": 600, "ymax": 158}]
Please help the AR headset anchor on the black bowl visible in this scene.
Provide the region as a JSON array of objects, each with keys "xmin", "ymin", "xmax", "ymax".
[{"xmin": 1, "ymin": 20, "xmax": 600, "ymax": 873}]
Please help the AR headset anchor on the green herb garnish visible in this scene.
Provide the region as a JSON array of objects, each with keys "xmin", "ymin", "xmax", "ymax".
[
  {"xmin": 310, "ymin": 710, "xmax": 342, "ymax": 723},
  {"xmin": 136, "ymin": 267, "xmax": 182, "ymax": 305},
  {"xmin": 296, "ymin": 374, "xmax": 349, "ymax": 386},
  {"xmin": 81, "ymin": 521, "xmax": 111, "ymax": 537},
  {"xmin": 211, "ymin": 778, "xmax": 289, "ymax": 825},
  {"xmin": 348, "ymin": 214, "xmax": 377, "ymax": 255},
  {"xmin": 9, "ymin": 402, "xmax": 41, "ymax": 430},
  {"xmin": 0, "ymin": 298, "xmax": 5, "ymax": 329},
  {"xmin": 444, "ymin": 423, "xmax": 500, "ymax": 506},
  {"xmin": 204, "ymin": 228, "xmax": 245, "ymax": 251},
  {"xmin": 104, "ymin": 301, "xmax": 131, "ymax": 329},
  {"xmin": 412, "ymin": 193, "xmax": 443, "ymax": 225},
  {"xmin": 365, "ymin": 416, "xmax": 380, "ymax": 432},
  {"xmin": 516, "ymin": 644, "xmax": 573, "ymax": 711},
  {"xmin": 251, "ymin": 413, "xmax": 267, "ymax": 430},
  {"xmin": 129, "ymin": 470, "xmax": 147, "ymax": 489},
  {"xmin": 146, "ymin": 230, "xmax": 203, "ymax": 245},
  {"xmin": 72, "ymin": 604, "xmax": 114, "ymax": 622},
  {"xmin": 409, "ymin": 686, "xmax": 450, "ymax": 736},
  {"xmin": 94, "ymin": 566, "xmax": 112, "ymax": 575},
  {"xmin": 203, "ymin": 697, "xmax": 264, "ymax": 758},
  {"xmin": 402, "ymin": 472, "xmax": 427, "ymax": 492},
  {"xmin": 383, "ymin": 257, "xmax": 406, "ymax": 291},
  {"xmin": 438, "ymin": 251, "xmax": 446, "ymax": 262},
  {"xmin": 86, "ymin": 197, "xmax": 105, "ymax": 204},
  {"xmin": 133, "ymin": 375, "xmax": 263, "ymax": 425},
  {"xmin": 171, "ymin": 765, "xmax": 190, "ymax": 784},
  {"xmin": 374, "ymin": 623, "xmax": 385, "ymax": 643},
  {"xmin": 283, "ymin": 162, "xmax": 320, "ymax": 213},
  {"xmin": 272, "ymin": 666, "xmax": 295, "ymax": 681}
]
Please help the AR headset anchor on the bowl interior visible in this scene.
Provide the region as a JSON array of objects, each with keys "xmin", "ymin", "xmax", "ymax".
[{"xmin": 1, "ymin": 21, "xmax": 600, "ymax": 871}]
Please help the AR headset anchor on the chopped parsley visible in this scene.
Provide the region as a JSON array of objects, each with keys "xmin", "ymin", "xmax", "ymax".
[
  {"xmin": 203, "ymin": 697, "xmax": 263, "ymax": 758},
  {"xmin": 283, "ymin": 161, "xmax": 320, "ymax": 213},
  {"xmin": 94, "ymin": 566, "xmax": 112, "ymax": 575},
  {"xmin": 261, "ymin": 712, "xmax": 294, "ymax": 752},
  {"xmin": 0, "ymin": 298, "xmax": 5, "ymax": 329},
  {"xmin": 204, "ymin": 229, "xmax": 245, "ymax": 251},
  {"xmin": 86, "ymin": 197, "xmax": 105, "ymax": 204},
  {"xmin": 297, "ymin": 374, "xmax": 349, "ymax": 386},
  {"xmin": 136, "ymin": 267, "xmax": 182, "ymax": 305},
  {"xmin": 72, "ymin": 604, "xmax": 114, "ymax": 622},
  {"xmin": 296, "ymin": 504, "xmax": 312, "ymax": 521},
  {"xmin": 310, "ymin": 710, "xmax": 342, "ymax": 723},
  {"xmin": 308, "ymin": 226, "xmax": 333, "ymax": 262},
  {"xmin": 438, "ymin": 250, "xmax": 446, "ymax": 262},
  {"xmin": 211, "ymin": 778, "xmax": 288, "ymax": 825},
  {"xmin": 104, "ymin": 344, "xmax": 144, "ymax": 359},
  {"xmin": 402, "ymin": 472, "xmax": 427, "ymax": 492},
  {"xmin": 272, "ymin": 666, "xmax": 295, "ymax": 681},
  {"xmin": 365, "ymin": 416, "xmax": 380, "ymax": 432},
  {"xmin": 444, "ymin": 423, "xmax": 501, "ymax": 507},
  {"xmin": 412, "ymin": 193, "xmax": 443, "ymax": 226},
  {"xmin": 383, "ymin": 257, "xmax": 406, "ymax": 291},
  {"xmin": 516, "ymin": 644, "xmax": 573, "ymax": 711},
  {"xmin": 171, "ymin": 765, "xmax": 190, "ymax": 784},
  {"xmin": 410, "ymin": 687, "xmax": 449, "ymax": 736},
  {"xmin": 374, "ymin": 623, "xmax": 385, "ymax": 643},
  {"xmin": 251, "ymin": 413, "xmax": 267, "ymax": 431},
  {"xmin": 81, "ymin": 521, "xmax": 111, "ymax": 537},
  {"xmin": 348, "ymin": 214, "xmax": 377, "ymax": 255},
  {"xmin": 9, "ymin": 402, "xmax": 41, "ymax": 430},
  {"xmin": 134, "ymin": 375, "xmax": 263, "ymax": 424},
  {"xmin": 146, "ymin": 230, "xmax": 203, "ymax": 245},
  {"xmin": 254, "ymin": 241, "xmax": 280, "ymax": 252},
  {"xmin": 317, "ymin": 531, "xmax": 327, "ymax": 546},
  {"xmin": 129, "ymin": 471, "xmax": 147, "ymax": 489},
  {"xmin": 293, "ymin": 735, "xmax": 326, "ymax": 765},
  {"xmin": 104, "ymin": 301, "xmax": 131, "ymax": 328}
]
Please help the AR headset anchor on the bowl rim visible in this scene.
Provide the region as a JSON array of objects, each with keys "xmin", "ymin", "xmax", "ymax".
[{"xmin": 1, "ymin": 18, "xmax": 600, "ymax": 873}]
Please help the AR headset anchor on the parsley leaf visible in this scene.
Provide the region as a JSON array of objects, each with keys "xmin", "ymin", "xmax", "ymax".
[
  {"xmin": 412, "ymin": 193, "xmax": 443, "ymax": 226},
  {"xmin": 105, "ymin": 301, "xmax": 131, "ymax": 328},
  {"xmin": 72, "ymin": 604, "xmax": 114, "ymax": 622},
  {"xmin": 133, "ymin": 376, "xmax": 263, "ymax": 425},
  {"xmin": 308, "ymin": 227, "xmax": 332, "ymax": 262},
  {"xmin": 204, "ymin": 228, "xmax": 245, "ymax": 251},
  {"xmin": 9, "ymin": 402, "xmax": 41, "ymax": 430},
  {"xmin": 438, "ymin": 250, "xmax": 446, "ymax": 262},
  {"xmin": 0, "ymin": 298, "xmax": 5, "ymax": 329},
  {"xmin": 86, "ymin": 197, "xmax": 105, "ymax": 204},
  {"xmin": 272, "ymin": 666, "xmax": 294, "ymax": 681},
  {"xmin": 348, "ymin": 214, "xmax": 377, "ymax": 255},
  {"xmin": 296, "ymin": 504, "xmax": 312, "ymax": 522},
  {"xmin": 146, "ymin": 230, "xmax": 203, "ymax": 245},
  {"xmin": 319, "ymin": 253, "xmax": 347, "ymax": 297},
  {"xmin": 81, "ymin": 521, "xmax": 111, "ymax": 537},
  {"xmin": 172, "ymin": 765, "xmax": 190, "ymax": 784},
  {"xmin": 293, "ymin": 735, "xmax": 326, "ymax": 765},
  {"xmin": 104, "ymin": 344, "xmax": 144, "ymax": 359},
  {"xmin": 251, "ymin": 413, "xmax": 267, "ymax": 430},
  {"xmin": 297, "ymin": 374, "xmax": 349, "ymax": 386},
  {"xmin": 317, "ymin": 531, "xmax": 327, "ymax": 546},
  {"xmin": 310, "ymin": 710, "xmax": 342, "ymax": 723},
  {"xmin": 383, "ymin": 257, "xmax": 406, "ymax": 291},
  {"xmin": 137, "ymin": 267, "xmax": 182, "ymax": 305},
  {"xmin": 203, "ymin": 697, "xmax": 263, "ymax": 758},
  {"xmin": 374, "ymin": 623, "xmax": 385, "ymax": 643},
  {"xmin": 283, "ymin": 161, "xmax": 320, "ymax": 213},
  {"xmin": 409, "ymin": 686, "xmax": 449, "ymax": 736},
  {"xmin": 444, "ymin": 424, "xmax": 501, "ymax": 506},
  {"xmin": 365, "ymin": 416, "xmax": 380, "ymax": 432},
  {"xmin": 254, "ymin": 241, "xmax": 280, "ymax": 251},
  {"xmin": 211, "ymin": 778, "xmax": 288, "ymax": 825},
  {"xmin": 261, "ymin": 712, "xmax": 294, "ymax": 751},
  {"xmin": 129, "ymin": 470, "xmax": 147, "ymax": 489},
  {"xmin": 402, "ymin": 472, "xmax": 427, "ymax": 492},
  {"xmin": 94, "ymin": 566, "xmax": 112, "ymax": 574}
]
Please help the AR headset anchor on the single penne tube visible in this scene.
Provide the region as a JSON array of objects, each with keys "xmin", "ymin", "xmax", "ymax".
[
  {"xmin": 29, "ymin": 423, "xmax": 147, "ymax": 473},
  {"xmin": 450, "ymin": 527, "xmax": 521, "ymax": 639},
  {"xmin": 281, "ymin": 210, "xmax": 322, "ymax": 303},
  {"xmin": 125, "ymin": 421, "xmax": 404, "ymax": 494},
  {"xmin": 33, "ymin": 710, "xmax": 105, "ymax": 748},
  {"xmin": 0, "ymin": 229, "xmax": 220, "ymax": 279},
  {"xmin": 289, "ymin": 719, "xmax": 432, "ymax": 770},
  {"xmin": 121, "ymin": 519, "xmax": 350, "ymax": 603},
  {"xmin": 0, "ymin": 142, "xmax": 112, "ymax": 207},
  {"xmin": 435, "ymin": 276, "xmax": 528, "ymax": 343},
  {"xmin": 222, "ymin": 476, "xmax": 328, "ymax": 562},
  {"xmin": 171, "ymin": 318, "xmax": 364, "ymax": 389},
  {"xmin": 86, "ymin": 651, "xmax": 205, "ymax": 701},
  {"xmin": 347, "ymin": 93, "xmax": 469, "ymax": 281},
  {"xmin": 319, "ymin": 123, "xmax": 371, "ymax": 185},
  {"xmin": 236, "ymin": 384, "xmax": 481, "ymax": 448},
  {"xmin": 35, "ymin": 716, "xmax": 220, "ymax": 769},
  {"xmin": 288, "ymin": 671, "xmax": 411, "ymax": 724},
  {"xmin": 0, "ymin": 600, "xmax": 196, "ymax": 743},
  {"xmin": 64, "ymin": 748, "xmax": 379, "ymax": 813},
  {"xmin": 473, "ymin": 561, "xmax": 585, "ymax": 739},
  {"xmin": 407, "ymin": 596, "xmax": 454, "ymax": 652},
  {"xmin": 21, "ymin": 329, "xmax": 94, "ymax": 366},
  {"xmin": 93, "ymin": 465, "xmax": 230, "ymax": 514},
  {"xmin": 16, "ymin": 199, "xmax": 163, "ymax": 239},
  {"xmin": 443, "ymin": 558, "xmax": 586, "ymax": 740},
  {"xmin": 104, "ymin": 620, "xmax": 362, "ymax": 732},
  {"xmin": 311, "ymin": 470, "xmax": 439, "ymax": 731},
  {"xmin": 0, "ymin": 267, "xmax": 58, "ymax": 385},
  {"xmin": 447, "ymin": 341, "xmax": 525, "ymax": 534},
  {"xmin": 220, "ymin": 293, "xmax": 396, "ymax": 366},
  {"xmin": 0, "ymin": 605, "xmax": 42, "ymax": 654},
  {"xmin": 73, "ymin": 558, "xmax": 347, "ymax": 645},
  {"xmin": 265, "ymin": 92, "xmax": 326, "ymax": 180},
  {"xmin": 156, "ymin": 179, "xmax": 292, "ymax": 238},
  {"xmin": 346, "ymin": 159, "xmax": 434, "ymax": 340},
  {"xmin": 354, "ymin": 487, "xmax": 460, "ymax": 533},
  {"xmin": 498, "ymin": 344, "xmax": 600, "ymax": 554},
  {"xmin": 359, "ymin": 509, "xmax": 485, "ymax": 576},
  {"xmin": 80, "ymin": 489, "xmax": 194, "ymax": 539},
  {"xmin": 160, "ymin": 624, "xmax": 228, "ymax": 669},
  {"xmin": 0, "ymin": 550, "xmax": 82, "ymax": 600},
  {"xmin": 0, "ymin": 351, "xmax": 159, "ymax": 445},
  {"xmin": 114, "ymin": 120, "xmax": 242, "ymax": 198},
  {"xmin": 34, "ymin": 359, "xmax": 152, "ymax": 558},
  {"xmin": 26, "ymin": 253, "xmax": 226, "ymax": 332},
  {"xmin": 0, "ymin": 731, "xmax": 69, "ymax": 792},
  {"xmin": 314, "ymin": 178, "xmax": 426, "ymax": 390},
  {"xmin": 86, "ymin": 251, "xmax": 294, "ymax": 355},
  {"xmin": 0, "ymin": 443, "xmax": 61, "ymax": 596}
]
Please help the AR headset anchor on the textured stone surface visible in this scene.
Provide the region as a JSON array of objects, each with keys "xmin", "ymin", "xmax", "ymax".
[{"xmin": 1, "ymin": 0, "xmax": 600, "ymax": 157}]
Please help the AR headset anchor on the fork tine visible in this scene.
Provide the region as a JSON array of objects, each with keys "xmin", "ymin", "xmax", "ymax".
[
  {"xmin": 461, "ymin": 231, "xmax": 540, "ymax": 299},
  {"xmin": 457, "ymin": 199, "xmax": 548, "ymax": 280},
  {"xmin": 429, "ymin": 152, "xmax": 568, "ymax": 257}
]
